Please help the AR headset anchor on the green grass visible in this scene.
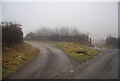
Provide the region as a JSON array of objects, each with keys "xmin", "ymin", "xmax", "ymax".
[
  {"xmin": 2, "ymin": 42, "xmax": 39, "ymax": 78},
  {"xmin": 56, "ymin": 42, "xmax": 100, "ymax": 62}
]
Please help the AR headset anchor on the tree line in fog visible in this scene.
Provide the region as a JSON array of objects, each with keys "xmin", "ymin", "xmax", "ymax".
[
  {"xmin": 1, "ymin": 22, "xmax": 119, "ymax": 48},
  {"xmin": 25, "ymin": 27, "xmax": 91, "ymax": 45}
]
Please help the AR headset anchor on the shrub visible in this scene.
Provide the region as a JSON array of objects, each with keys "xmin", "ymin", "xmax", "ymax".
[
  {"xmin": 105, "ymin": 35, "xmax": 118, "ymax": 48},
  {"xmin": 2, "ymin": 22, "xmax": 23, "ymax": 48}
]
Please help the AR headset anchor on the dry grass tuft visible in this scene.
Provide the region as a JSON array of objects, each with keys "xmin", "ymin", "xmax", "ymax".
[
  {"xmin": 2, "ymin": 42, "xmax": 39, "ymax": 78},
  {"xmin": 57, "ymin": 42, "xmax": 100, "ymax": 62}
]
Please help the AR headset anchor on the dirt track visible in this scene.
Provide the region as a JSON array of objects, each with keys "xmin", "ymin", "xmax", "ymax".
[{"xmin": 6, "ymin": 41, "xmax": 118, "ymax": 79}]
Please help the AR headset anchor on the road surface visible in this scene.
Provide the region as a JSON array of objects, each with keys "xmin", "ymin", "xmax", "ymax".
[{"xmin": 5, "ymin": 41, "xmax": 118, "ymax": 79}]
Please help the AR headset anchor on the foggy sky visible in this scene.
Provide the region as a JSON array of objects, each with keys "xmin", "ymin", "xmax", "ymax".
[
  {"xmin": 0, "ymin": 3, "xmax": 2, "ymax": 22},
  {"xmin": 2, "ymin": 2, "xmax": 118, "ymax": 40}
]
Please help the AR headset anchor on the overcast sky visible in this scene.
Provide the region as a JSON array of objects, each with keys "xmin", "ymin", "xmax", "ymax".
[{"xmin": 1, "ymin": 2, "xmax": 118, "ymax": 40}]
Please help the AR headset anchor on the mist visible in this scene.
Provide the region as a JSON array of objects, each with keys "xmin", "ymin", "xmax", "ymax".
[{"xmin": 2, "ymin": 2, "xmax": 118, "ymax": 40}]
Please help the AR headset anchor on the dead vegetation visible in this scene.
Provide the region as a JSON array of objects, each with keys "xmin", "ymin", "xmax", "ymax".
[
  {"xmin": 57, "ymin": 42, "xmax": 100, "ymax": 62},
  {"xmin": 2, "ymin": 42, "xmax": 39, "ymax": 78}
]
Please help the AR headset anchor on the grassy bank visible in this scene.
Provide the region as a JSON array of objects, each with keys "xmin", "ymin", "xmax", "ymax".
[
  {"xmin": 57, "ymin": 42, "xmax": 100, "ymax": 62},
  {"xmin": 2, "ymin": 42, "xmax": 39, "ymax": 78},
  {"xmin": 104, "ymin": 45, "xmax": 118, "ymax": 49}
]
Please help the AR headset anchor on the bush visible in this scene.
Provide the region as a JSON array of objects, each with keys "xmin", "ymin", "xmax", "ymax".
[
  {"xmin": 105, "ymin": 35, "xmax": 118, "ymax": 48},
  {"xmin": 2, "ymin": 22, "xmax": 23, "ymax": 48}
]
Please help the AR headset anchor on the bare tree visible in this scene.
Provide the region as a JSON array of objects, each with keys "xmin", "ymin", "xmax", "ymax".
[{"xmin": 25, "ymin": 27, "xmax": 90, "ymax": 45}]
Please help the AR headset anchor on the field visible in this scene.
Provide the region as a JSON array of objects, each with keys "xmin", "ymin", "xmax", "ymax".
[
  {"xmin": 57, "ymin": 42, "xmax": 100, "ymax": 62},
  {"xmin": 2, "ymin": 42, "xmax": 39, "ymax": 78}
]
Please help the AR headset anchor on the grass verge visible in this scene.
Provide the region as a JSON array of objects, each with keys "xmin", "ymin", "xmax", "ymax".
[
  {"xmin": 2, "ymin": 42, "xmax": 39, "ymax": 78},
  {"xmin": 104, "ymin": 45, "xmax": 118, "ymax": 49},
  {"xmin": 56, "ymin": 42, "xmax": 100, "ymax": 62}
]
